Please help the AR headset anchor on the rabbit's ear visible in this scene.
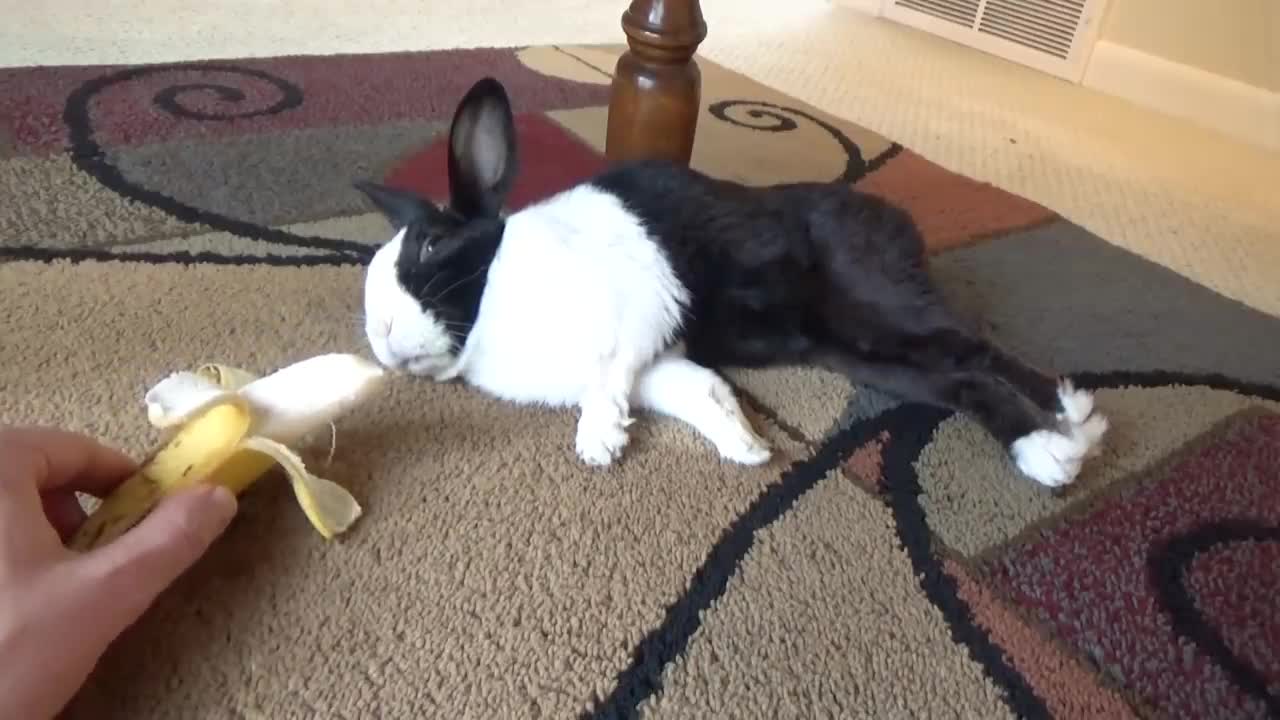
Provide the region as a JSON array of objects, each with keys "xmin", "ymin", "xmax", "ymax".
[
  {"xmin": 447, "ymin": 77, "xmax": 517, "ymax": 219},
  {"xmin": 353, "ymin": 180, "xmax": 443, "ymax": 230}
]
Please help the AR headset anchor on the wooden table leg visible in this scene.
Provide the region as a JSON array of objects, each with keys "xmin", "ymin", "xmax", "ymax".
[{"xmin": 604, "ymin": 0, "xmax": 707, "ymax": 166}]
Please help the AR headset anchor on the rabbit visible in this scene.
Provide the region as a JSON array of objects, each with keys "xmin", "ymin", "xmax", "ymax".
[{"xmin": 352, "ymin": 76, "xmax": 1108, "ymax": 488}]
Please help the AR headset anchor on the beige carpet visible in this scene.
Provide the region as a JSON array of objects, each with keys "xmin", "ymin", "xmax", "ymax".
[
  {"xmin": 2, "ymin": 16, "xmax": 1280, "ymax": 720},
  {"xmin": 2, "ymin": 4, "xmax": 1280, "ymax": 712}
]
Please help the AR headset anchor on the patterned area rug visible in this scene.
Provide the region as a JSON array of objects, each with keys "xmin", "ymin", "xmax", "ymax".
[{"xmin": 2, "ymin": 45, "xmax": 1279, "ymax": 719}]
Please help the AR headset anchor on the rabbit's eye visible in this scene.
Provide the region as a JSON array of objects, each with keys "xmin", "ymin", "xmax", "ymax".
[{"xmin": 417, "ymin": 239, "xmax": 434, "ymax": 264}]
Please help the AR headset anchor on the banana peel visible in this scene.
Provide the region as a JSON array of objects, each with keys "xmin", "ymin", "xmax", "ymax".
[{"xmin": 68, "ymin": 353, "xmax": 387, "ymax": 552}]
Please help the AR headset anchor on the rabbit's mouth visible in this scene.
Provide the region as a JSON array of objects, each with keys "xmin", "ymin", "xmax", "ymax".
[
  {"xmin": 366, "ymin": 331, "xmax": 456, "ymax": 380},
  {"xmin": 402, "ymin": 352, "xmax": 458, "ymax": 380},
  {"xmin": 365, "ymin": 310, "xmax": 459, "ymax": 380}
]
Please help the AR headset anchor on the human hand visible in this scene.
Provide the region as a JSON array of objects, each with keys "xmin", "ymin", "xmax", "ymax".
[{"xmin": 0, "ymin": 425, "xmax": 238, "ymax": 719}]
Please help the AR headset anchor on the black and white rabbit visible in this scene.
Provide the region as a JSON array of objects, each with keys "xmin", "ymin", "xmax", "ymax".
[{"xmin": 353, "ymin": 76, "xmax": 1108, "ymax": 488}]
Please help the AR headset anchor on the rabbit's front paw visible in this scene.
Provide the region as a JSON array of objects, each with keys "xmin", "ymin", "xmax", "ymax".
[
  {"xmin": 706, "ymin": 377, "xmax": 772, "ymax": 465},
  {"xmin": 575, "ymin": 414, "xmax": 631, "ymax": 467},
  {"xmin": 719, "ymin": 427, "xmax": 772, "ymax": 465}
]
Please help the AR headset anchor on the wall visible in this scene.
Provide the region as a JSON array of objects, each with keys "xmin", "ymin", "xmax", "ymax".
[
  {"xmin": 1098, "ymin": 0, "xmax": 1278, "ymax": 91},
  {"xmin": 1081, "ymin": 0, "xmax": 1279, "ymax": 150},
  {"xmin": 845, "ymin": 0, "xmax": 1278, "ymax": 148}
]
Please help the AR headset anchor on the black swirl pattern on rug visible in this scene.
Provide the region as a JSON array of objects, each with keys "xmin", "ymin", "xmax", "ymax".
[
  {"xmin": 53, "ymin": 63, "xmax": 371, "ymax": 265},
  {"xmin": 1148, "ymin": 520, "xmax": 1280, "ymax": 717},
  {"xmin": 708, "ymin": 99, "xmax": 901, "ymax": 184},
  {"xmin": 588, "ymin": 370, "xmax": 1280, "ymax": 720},
  {"xmin": 583, "ymin": 403, "xmax": 891, "ymax": 720},
  {"xmin": 151, "ymin": 73, "xmax": 302, "ymax": 121}
]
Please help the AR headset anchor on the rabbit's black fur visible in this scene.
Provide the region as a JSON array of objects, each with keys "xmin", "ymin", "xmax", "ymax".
[{"xmin": 595, "ymin": 160, "xmax": 1071, "ymax": 444}]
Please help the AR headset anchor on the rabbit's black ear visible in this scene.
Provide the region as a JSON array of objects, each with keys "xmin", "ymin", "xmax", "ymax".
[
  {"xmin": 447, "ymin": 77, "xmax": 517, "ymax": 219},
  {"xmin": 353, "ymin": 180, "xmax": 442, "ymax": 229}
]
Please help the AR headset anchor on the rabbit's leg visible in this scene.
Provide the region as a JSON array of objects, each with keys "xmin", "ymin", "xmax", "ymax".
[
  {"xmin": 863, "ymin": 327, "xmax": 1108, "ymax": 452},
  {"xmin": 816, "ymin": 255, "xmax": 1108, "ymax": 486},
  {"xmin": 632, "ymin": 353, "xmax": 772, "ymax": 465},
  {"xmin": 869, "ymin": 326, "xmax": 1069, "ymax": 417},
  {"xmin": 575, "ymin": 353, "xmax": 644, "ymax": 466},
  {"xmin": 818, "ymin": 347, "xmax": 1106, "ymax": 489}
]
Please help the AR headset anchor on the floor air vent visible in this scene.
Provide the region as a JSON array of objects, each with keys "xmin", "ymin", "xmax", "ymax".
[{"xmin": 882, "ymin": 0, "xmax": 1109, "ymax": 81}]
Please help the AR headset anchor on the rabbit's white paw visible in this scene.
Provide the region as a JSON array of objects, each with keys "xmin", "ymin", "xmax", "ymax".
[
  {"xmin": 1012, "ymin": 382, "xmax": 1109, "ymax": 488},
  {"xmin": 718, "ymin": 427, "xmax": 772, "ymax": 465},
  {"xmin": 576, "ymin": 414, "xmax": 632, "ymax": 466},
  {"xmin": 707, "ymin": 379, "xmax": 772, "ymax": 465}
]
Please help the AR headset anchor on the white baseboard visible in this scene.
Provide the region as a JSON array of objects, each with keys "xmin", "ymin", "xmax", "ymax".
[
  {"xmin": 1082, "ymin": 40, "xmax": 1280, "ymax": 152},
  {"xmin": 830, "ymin": 0, "xmax": 883, "ymax": 15}
]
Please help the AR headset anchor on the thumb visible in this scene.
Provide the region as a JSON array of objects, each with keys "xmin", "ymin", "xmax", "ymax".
[{"xmin": 72, "ymin": 483, "xmax": 238, "ymax": 636}]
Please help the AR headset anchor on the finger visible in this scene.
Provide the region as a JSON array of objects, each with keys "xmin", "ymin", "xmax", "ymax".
[
  {"xmin": 68, "ymin": 483, "xmax": 237, "ymax": 637},
  {"xmin": 41, "ymin": 490, "xmax": 89, "ymax": 542},
  {"xmin": 0, "ymin": 425, "xmax": 137, "ymax": 495},
  {"xmin": 0, "ymin": 492, "xmax": 71, "ymax": 571}
]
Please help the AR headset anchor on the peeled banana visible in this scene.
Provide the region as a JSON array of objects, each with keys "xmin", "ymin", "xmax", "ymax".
[{"xmin": 68, "ymin": 353, "xmax": 387, "ymax": 552}]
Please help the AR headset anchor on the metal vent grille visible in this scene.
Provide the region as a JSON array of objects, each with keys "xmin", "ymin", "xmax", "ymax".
[
  {"xmin": 883, "ymin": 0, "xmax": 1105, "ymax": 81},
  {"xmin": 978, "ymin": 0, "xmax": 1086, "ymax": 59},
  {"xmin": 894, "ymin": 0, "xmax": 981, "ymax": 27}
]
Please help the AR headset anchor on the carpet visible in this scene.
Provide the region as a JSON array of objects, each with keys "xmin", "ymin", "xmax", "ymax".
[{"xmin": 2, "ymin": 44, "xmax": 1278, "ymax": 719}]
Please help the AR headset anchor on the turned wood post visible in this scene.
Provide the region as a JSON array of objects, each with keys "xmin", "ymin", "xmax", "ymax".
[{"xmin": 605, "ymin": 0, "xmax": 707, "ymax": 166}]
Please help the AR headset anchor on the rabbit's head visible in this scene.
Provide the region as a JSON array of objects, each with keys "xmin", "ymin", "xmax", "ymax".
[{"xmin": 355, "ymin": 77, "xmax": 517, "ymax": 377}]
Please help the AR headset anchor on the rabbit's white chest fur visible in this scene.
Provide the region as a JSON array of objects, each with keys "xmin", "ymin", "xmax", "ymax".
[{"xmin": 449, "ymin": 184, "xmax": 690, "ymax": 406}]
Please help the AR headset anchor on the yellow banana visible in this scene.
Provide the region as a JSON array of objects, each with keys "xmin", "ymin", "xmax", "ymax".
[{"xmin": 68, "ymin": 353, "xmax": 387, "ymax": 552}]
